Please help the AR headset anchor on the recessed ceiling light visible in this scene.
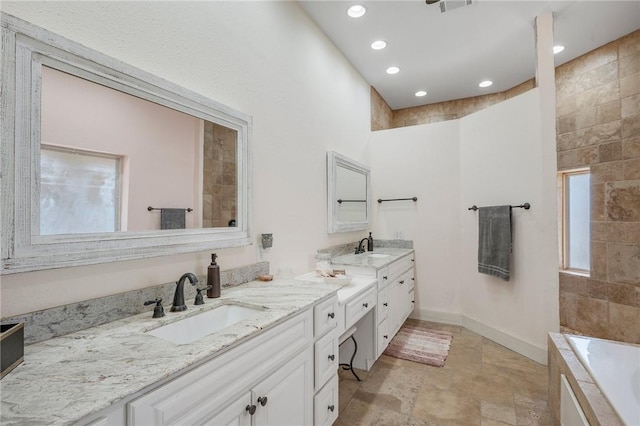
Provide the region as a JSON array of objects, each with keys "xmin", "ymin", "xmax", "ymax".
[
  {"xmin": 347, "ymin": 5, "xmax": 366, "ymax": 18},
  {"xmin": 371, "ymin": 40, "xmax": 387, "ymax": 50},
  {"xmin": 478, "ymin": 80, "xmax": 493, "ymax": 88},
  {"xmin": 553, "ymin": 45, "xmax": 565, "ymax": 54},
  {"xmin": 415, "ymin": 90, "xmax": 427, "ymax": 97},
  {"xmin": 386, "ymin": 66, "xmax": 400, "ymax": 75}
]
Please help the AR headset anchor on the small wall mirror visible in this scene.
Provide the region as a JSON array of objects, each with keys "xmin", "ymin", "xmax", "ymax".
[
  {"xmin": 1, "ymin": 14, "xmax": 252, "ymax": 273},
  {"xmin": 327, "ymin": 151, "xmax": 371, "ymax": 233}
]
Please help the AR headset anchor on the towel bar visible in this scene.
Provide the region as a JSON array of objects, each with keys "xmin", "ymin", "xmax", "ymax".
[
  {"xmin": 468, "ymin": 203, "xmax": 530, "ymax": 211},
  {"xmin": 148, "ymin": 206, "xmax": 193, "ymax": 212}
]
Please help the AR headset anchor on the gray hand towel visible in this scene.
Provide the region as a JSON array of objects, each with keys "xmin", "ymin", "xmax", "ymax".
[
  {"xmin": 477, "ymin": 205, "xmax": 512, "ymax": 281},
  {"xmin": 160, "ymin": 208, "xmax": 186, "ymax": 230}
]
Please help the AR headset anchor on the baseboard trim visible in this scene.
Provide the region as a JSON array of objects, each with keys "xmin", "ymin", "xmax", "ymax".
[
  {"xmin": 410, "ymin": 308, "xmax": 462, "ymax": 325},
  {"xmin": 411, "ymin": 309, "xmax": 548, "ymax": 365}
]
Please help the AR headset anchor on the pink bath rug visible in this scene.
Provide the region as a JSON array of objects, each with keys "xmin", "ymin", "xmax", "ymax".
[{"xmin": 383, "ymin": 323, "xmax": 453, "ymax": 367}]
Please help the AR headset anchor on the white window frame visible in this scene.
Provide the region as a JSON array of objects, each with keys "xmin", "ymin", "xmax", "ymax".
[
  {"xmin": 40, "ymin": 144, "xmax": 123, "ymax": 235},
  {"xmin": 558, "ymin": 168, "xmax": 591, "ymax": 275}
]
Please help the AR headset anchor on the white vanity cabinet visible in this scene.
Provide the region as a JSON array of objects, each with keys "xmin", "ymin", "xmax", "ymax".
[
  {"xmin": 125, "ymin": 307, "xmax": 318, "ymax": 426},
  {"xmin": 375, "ymin": 254, "xmax": 415, "ymax": 358}
]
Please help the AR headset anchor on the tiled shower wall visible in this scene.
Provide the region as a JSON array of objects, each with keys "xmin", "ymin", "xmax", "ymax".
[
  {"xmin": 557, "ymin": 29, "xmax": 640, "ymax": 344},
  {"xmin": 370, "ymin": 29, "xmax": 640, "ymax": 344},
  {"xmin": 203, "ymin": 121, "xmax": 237, "ymax": 228}
]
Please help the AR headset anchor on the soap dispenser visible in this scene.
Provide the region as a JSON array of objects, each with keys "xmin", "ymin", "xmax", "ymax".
[
  {"xmin": 367, "ymin": 232, "xmax": 374, "ymax": 251},
  {"xmin": 207, "ymin": 253, "xmax": 221, "ymax": 298}
]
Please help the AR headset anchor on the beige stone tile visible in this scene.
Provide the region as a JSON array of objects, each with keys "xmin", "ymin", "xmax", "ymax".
[
  {"xmin": 621, "ymin": 93, "xmax": 640, "ymax": 118},
  {"xmin": 620, "ymin": 72, "xmax": 640, "ymax": 98},
  {"xmin": 573, "ymin": 294, "xmax": 609, "ymax": 338},
  {"xmin": 580, "ymin": 80, "xmax": 621, "ymax": 108},
  {"xmin": 623, "ymin": 136, "xmax": 640, "ymax": 159},
  {"xmin": 481, "ymin": 401, "xmax": 517, "ymax": 425},
  {"xmin": 608, "ymin": 282, "xmax": 640, "ymax": 308},
  {"xmin": 622, "ymin": 115, "xmax": 640, "ymax": 139},
  {"xmin": 619, "ymin": 52, "xmax": 640, "ymax": 79},
  {"xmin": 623, "ymin": 222, "xmax": 640, "ymax": 243},
  {"xmin": 513, "ymin": 395, "xmax": 552, "ymax": 426},
  {"xmin": 576, "ymin": 146, "xmax": 599, "ymax": 164},
  {"xmin": 482, "ymin": 339, "xmax": 538, "ymax": 374},
  {"xmin": 557, "ymin": 149, "xmax": 578, "ymax": 169},
  {"xmin": 590, "ymin": 241, "xmax": 608, "ymax": 281},
  {"xmin": 412, "ymin": 386, "xmax": 481, "ymax": 425},
  {"xmin": 451, "ymin": 368, "xmax": 515, "ymax": 406},
  {"xmin": 605, "ymin": 180, "xmax": 640, "ymax": 222},
  {"xmin": 624, "ymin": 158, "xmax": 640, "ymax": 179},
  {"xmin": 607, "ymin": 243, "xmax": 640, "ymax": 285},
  {"xmin": 596, "ymin": 99, "xmax": 622, "ymax": 124},
  {"xmin": 335, "ymin": 398, "xmax": 434, "ymax": 426},
  {"xmin": 618, "ymin": 30, "xmax": 640, "ymax": 58},
  {"xmin": 591, "ymin": 183, "xmax": 606, "ymax": 222},
  {"xmin": 557, "ymin": 93, "xmax": 579, "ymax": 117},
  {"xmin": 591, "ymin": 160, "xmax": 624, "ymax": 184},
  {"xmin": 598, "ymin": 141, "xmax": 622, "ymax": 162},
  {"xmin": 574, "ymin": 107, "xmax": 597, "ymax": 129},
  {"xmin": 556, "ymin": 131, "xmax": 578, "ymax": 151},
  {"xmin": 355, "ymin": 360, "xmax": 426, "ymax": 415}
]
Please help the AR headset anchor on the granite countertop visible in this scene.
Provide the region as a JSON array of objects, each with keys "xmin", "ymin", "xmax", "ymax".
[
  {"xmin": 0, "ymin": 278, "xmax": 339, "ymax": 425},
  {"xmin": 330, "ymin": 248, "xmax": 414, "ymax": 270},
  {"xmin": 295, "ymin": 272, "xmax": 378, "ymax": 305}
]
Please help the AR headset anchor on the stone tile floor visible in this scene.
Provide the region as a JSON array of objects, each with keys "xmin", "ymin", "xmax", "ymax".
[{"xmin": 335, "ymin": 319, "xmax": 552, "ymax": 425}]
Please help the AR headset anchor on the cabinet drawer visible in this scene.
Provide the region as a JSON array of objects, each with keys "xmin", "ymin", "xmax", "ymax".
[
  {"xmin": 314, "ymin": 374, "xmax": 339, "ymax": 426},
  {"xmin": 314, "ymin": 296, "xmax": 338, "ymax": 338},
  {"xmin": 377, "ymin": 287, "xmax": 389, "ymax": 324},
  {"xmin": 315, "ymin": 330, "xmax": 338, "ymax": 391},
  {"xmin": 388, "ymin": 254, "xmax": 414, "ymax": 280},
  {"xmin": 377, "ymin": 318, "xmax": 390, "ymax": 358},
  {"xmin": 345, "ymin": 287, "xmax": 376, "ymax": 330}
]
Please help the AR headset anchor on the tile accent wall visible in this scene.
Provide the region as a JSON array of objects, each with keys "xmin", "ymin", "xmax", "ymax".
[
  {"xmin": 203, "ymin": 121, "xmax": 237, "ymax": 228},
  {"xmin": 557, "ymin": 29, "xmax": 640, "ymax": 344},
  {"xmin": 370, "ymin": 80, "xmax": 535, "ymax": 131}
]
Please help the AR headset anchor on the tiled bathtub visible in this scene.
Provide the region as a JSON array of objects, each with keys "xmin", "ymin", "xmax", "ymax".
[{"xmin": 548, "ymin": 333, "xmax": 640, "ymax": 426}]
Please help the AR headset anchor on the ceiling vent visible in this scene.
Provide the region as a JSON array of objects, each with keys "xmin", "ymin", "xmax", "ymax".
[{"xmin": 438, "ymin": 0, "xmax": 475, "ymax": 13}]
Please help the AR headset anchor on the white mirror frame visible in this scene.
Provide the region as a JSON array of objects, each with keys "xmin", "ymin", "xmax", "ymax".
[
  {"xmin": 327, "ymin": 151, "xmax": 371, "ymax": 233},
  {"xmin": 1, "ymin": 14, "xmax": 252, "ymax": 274}
]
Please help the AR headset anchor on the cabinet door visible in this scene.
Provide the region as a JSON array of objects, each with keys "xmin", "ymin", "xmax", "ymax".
[
  {"xmin": 253, "ymin": 347, "xmax": 313, "ymax": 426},
  {"xmin": 202, "ymin": 392, "xmax": 252, "ymax": 426}
]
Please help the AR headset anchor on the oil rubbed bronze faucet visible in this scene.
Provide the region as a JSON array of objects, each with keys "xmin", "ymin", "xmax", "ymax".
[{"xmin": 171, "ymin": 272, "xmax": 199, "ymax": 312}]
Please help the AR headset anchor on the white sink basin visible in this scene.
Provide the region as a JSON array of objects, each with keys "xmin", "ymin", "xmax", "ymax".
[
  {"xmin": 146, "ymin": 304, "xmax": 263, "ymax": 345},
  {"xmin": 368, "ymin": 253, "xmax": 391, "ymax": 258}
]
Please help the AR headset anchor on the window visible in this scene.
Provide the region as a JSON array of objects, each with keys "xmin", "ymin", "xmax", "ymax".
[
  {"xmin": 559, "ymin": 169, "xmax": 590, "ymax": 273},
  {"xmin": 40, "ymin": 145, "xmax": 121, "ymax": 235}
]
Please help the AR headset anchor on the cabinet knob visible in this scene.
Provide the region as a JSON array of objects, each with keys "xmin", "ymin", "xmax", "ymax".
[
  {"xmin": 384, "ymin": 335, "xmax": 388, "ymax": 339},
  {"xmin": 246, "ymin": 405, "xmax": 256, "ymax": 415},
  {"xmin": 412, "ymin": 300, "xmax": 415, "ymax": 303},
  {"xmin": 411, "ymin": 258, "xmax": 415, "ymax": 262},
  {"xmin": 363, "ymin": 302, "xmax": 369, "ymax": 308},
  {"xmin": 383, "ymin": 302, "xmax": 388, "ymax": 307},
  {"xmin": 258, "ymin": 396, "xmax": 268, "ymax": 406},
  {"xmin": 327, "ymin": 312, "xmax": 335, "ymax": 319},
  {"xmin": 328, "ymin": 405, "xmax": 335, "ymax": 412},
  {"xmin": 399, "ymin": 280, "xmax": 405, "ymax": 284},
  {"xmin": 328, "ymin": 354, "xmax": 335, "ymax": 361},
  {"xmin": 412, "ymin": 277, "xmax": 415, "ymax": 281},
  {"xmin": 383, "ymin": 276, "xmax": 388, "ymax": 280}
]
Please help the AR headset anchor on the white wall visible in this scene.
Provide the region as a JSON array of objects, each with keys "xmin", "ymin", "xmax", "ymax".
[
  {"xmin": 371, "ymin": 120, "xmax": 462, "ymax": 320},
  {"xmin": 0, "ymin": 1, "xmax": 372, "ymax": 317},
  {"xmin": 371, "ymin": 90, "xmax": 559, "ymax": 363},
  {"xmin": 459, "ymin": 90, "xmax": 559, "ymax": 362}
]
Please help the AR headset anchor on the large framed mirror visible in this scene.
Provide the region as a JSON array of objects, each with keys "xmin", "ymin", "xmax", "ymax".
[
  {"xmin": 327, "ymin": 151, "xmax": 371, "ymax": 233},
  {"xmin": 1, "ymin": 14, "xmax": 252, "ymax": 273}
]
